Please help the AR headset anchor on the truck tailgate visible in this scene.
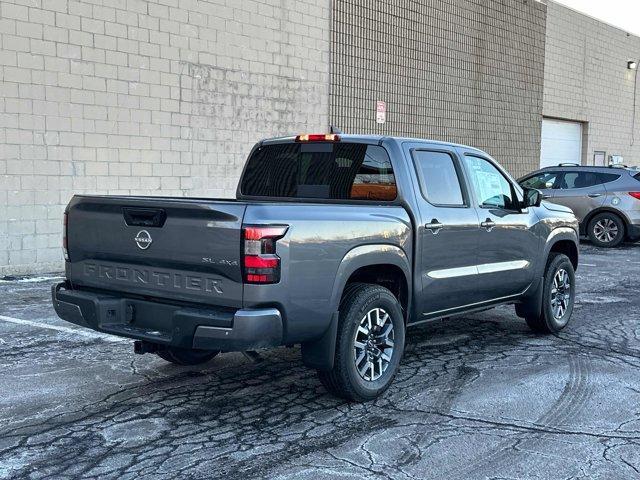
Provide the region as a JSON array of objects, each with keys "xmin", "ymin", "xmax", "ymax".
[{"xmin": 66, "ymin": 195, "xmax": 246, "ymax": 308}]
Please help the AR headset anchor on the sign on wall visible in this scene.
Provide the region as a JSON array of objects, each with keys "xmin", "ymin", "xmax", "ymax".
[{"xmin": 376, "ymin": 101, "xmax": 386, "ymax": 124}]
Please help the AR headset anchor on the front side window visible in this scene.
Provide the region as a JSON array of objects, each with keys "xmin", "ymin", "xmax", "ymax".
[
  {"xmin": 412, "ymin": 150, "xmax": 465, "ymax": 206},
  {"xmin": 520, "ymin": 171, "xmax": 560, "ymax": 190},
  {"xmin": 464, "ymin": 155, "xmax": 516, "ymax": 209},
  {"xmin": 240, "ymin": 143, "xmax": 396, "ymax": 201}
]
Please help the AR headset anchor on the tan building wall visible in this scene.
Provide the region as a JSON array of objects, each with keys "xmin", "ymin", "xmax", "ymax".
[
  {"xmin": 543, "ymin": 1, "xmax": 640, "ymax": 167},
  {"xmin": 330, "ymin": 0, "xmax": 547, "ymax": 178},
  {"xmin": 0, "ymin": 0, "xmax": 330, "ymax": 275}
]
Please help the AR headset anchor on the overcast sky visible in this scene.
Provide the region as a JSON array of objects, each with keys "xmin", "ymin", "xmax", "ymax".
[{"xmin": 552, "ymin": 0, "xmax": 640, "ymax": 37}]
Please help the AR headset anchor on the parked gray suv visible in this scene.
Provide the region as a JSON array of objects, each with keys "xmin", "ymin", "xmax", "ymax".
[{"xmin": 519, "ymin": 165, "xmax": 640, "ymax": 247}]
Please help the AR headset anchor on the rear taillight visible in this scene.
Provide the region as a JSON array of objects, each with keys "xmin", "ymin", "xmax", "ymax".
[
  {"xmin": 629, "ymin": 192, "xmax": 640, "ymax": 200},
  {"xmin": 62, "ymin": 212, "xmax": 68, "ymax": 260},
  {"xmin": 243, "ymin": 225, "xmax": 288, "ymax": 284}
]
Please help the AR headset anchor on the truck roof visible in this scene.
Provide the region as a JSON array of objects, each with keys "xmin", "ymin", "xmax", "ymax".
[{"xmin": 260, "ymin": 134, "xmax": 487, "ymax": 155}]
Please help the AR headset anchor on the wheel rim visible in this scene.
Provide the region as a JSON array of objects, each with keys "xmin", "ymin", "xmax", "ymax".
[
  {"xmin": 550, "ymin": 268, "xmax": 571, "ymax": 320},
  {"xmin": 593, "ymin": 218, "xmax": 618, "ymax": 243},
  {"xmin": 353, "ymin": 307, "xmax": 395, "ymax": 382}
]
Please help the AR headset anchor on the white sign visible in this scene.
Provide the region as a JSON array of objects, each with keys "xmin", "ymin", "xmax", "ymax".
[
  {"xmin": 610, "ymin": 155, "xmax": 624, "ymax": 165},
  {"xmin": 376, "ymin": 101, "xmax": 386, "ymax": 124}
]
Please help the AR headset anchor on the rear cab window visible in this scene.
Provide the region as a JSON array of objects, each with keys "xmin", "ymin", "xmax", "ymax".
[{"xmin": 240, "ymin": 142, "xmax": 397, "ymax": 201}]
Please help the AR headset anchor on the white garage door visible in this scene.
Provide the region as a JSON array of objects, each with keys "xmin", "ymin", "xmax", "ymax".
[{"xmin": 540, "ymin": 119, "xmax": 582, "ymax": 168}]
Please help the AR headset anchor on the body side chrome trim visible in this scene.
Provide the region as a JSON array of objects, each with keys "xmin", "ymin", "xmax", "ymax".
[{"xmin": 427, "ymin": 260, "xmax": 530, "ymax": 279}]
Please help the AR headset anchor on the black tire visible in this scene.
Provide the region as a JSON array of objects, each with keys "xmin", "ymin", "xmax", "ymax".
[
  {"xmin": 587, "ymin": 212, "xmax": 625, "ymax": 248},
  {"xmin": 525, "ymin": 253, "xmax": 575, "ymax": 334},
  {"xmin": 318, "ymin": 283, "xmax": 405, "ymax": 402},
  {"xmin": 156, "ymin": 347, "xmax": 219, "ymax": 366}
]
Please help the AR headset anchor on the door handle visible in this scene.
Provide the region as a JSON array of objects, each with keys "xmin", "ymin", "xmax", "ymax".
[
  {"xmin": 587, "ymin": 193, "xmax": 603, "ymax": 198},
  {"xmin": 481, "ymin": 219, "xmax": 496, "ymax": 232},
  {"xmin": 542, "ymin": 194, "xmax": 552, "ymax": 199},
  {"xmin": 425, "ymin": 219, "xmax": 444, "ymax": 235}
]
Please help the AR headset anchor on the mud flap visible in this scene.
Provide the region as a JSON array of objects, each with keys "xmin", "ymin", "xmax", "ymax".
[
  {"xmin": 515, "ymin": 276, "xmax": 543, "ymax": 319},
  {"xmin": 301, "ymin": 312, "xmax": 338, "ymax": 371}
]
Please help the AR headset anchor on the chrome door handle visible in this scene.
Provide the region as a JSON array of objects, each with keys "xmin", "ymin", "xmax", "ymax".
[
  {"xmin": 587, "ymin": 193, "xmax": 603, "ymax": 198},
  {"xmin": 542, "ymin": 194, "xmax": 552, "ymax": 199},
  {"xmin": 481, "ymin": 219, "xmax": 496, "ymax": 231},
  {"xmin": 425, "ymin": 219, "xmax": 444, "ymax": 234}
]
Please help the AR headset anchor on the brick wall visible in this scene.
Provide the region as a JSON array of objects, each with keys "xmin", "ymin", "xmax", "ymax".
[
  {"xmin": 330, "ymin": 0, "xmax": 547, "ymax": 178},
  {"xmin": 543, "ymin": 1, "xmax": 640, "ymax": 166},
  {"xmin": 0, "ymin": 0, "xmax": 330, "ymax": 275}
]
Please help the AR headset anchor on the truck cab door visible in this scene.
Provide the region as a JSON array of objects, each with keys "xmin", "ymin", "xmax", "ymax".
[
  {"xmin": 459, "ymin": 152, "xmax": 539, "ymax": 302},
  {"xmin": 407, "ymin": 144, "xmax": 482, "ymax": 318}
]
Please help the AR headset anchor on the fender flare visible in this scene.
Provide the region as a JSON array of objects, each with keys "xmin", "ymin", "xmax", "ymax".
[
  {"xmin": 540, "ymin": 227, "xmax": 579, "ymax": 277},
  {"xmin": 301, "ymin": 244, "xmax": 411, "ymax": 371},
  {"xmin": 328, "ymin": 244, "xmax": 412, "ymax": 316},
  {"xmin": 517, "ymin": 227, "xmax": 578, "ymax": 320}
]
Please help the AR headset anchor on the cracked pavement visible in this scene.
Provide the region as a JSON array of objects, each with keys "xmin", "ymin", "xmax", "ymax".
[{"xmin": 1, "ymin": 243, "xmax": 640, "ymax": 479}]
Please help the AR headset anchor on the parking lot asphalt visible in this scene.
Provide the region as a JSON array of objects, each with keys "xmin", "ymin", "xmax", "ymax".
[{"xmin": 1, "ymin": 243, "xmax": 640, "ymax": 480}]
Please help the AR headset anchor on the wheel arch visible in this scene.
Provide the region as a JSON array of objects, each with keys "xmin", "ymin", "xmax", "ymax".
[
  {"xmin": 302, "ymin": 244, "xmax": 411, "ymax": 371},
  {"xmin": 581, "ymin": 207, "xmax": 629, "ymax": 237},
  {"xmin": 542, "ymin": 228, "xmax": 579, "ymax": 274},
  {"xmin": 330, "ymin": 244, "xmax": 412, "ymax": 322}
]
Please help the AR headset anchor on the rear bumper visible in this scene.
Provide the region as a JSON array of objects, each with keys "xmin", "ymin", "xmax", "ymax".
[{"xmin": 52, "ymin": 282, "xmax": 283, "ymax": 351}]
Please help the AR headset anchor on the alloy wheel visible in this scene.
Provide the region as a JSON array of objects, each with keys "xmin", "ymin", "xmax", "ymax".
[
  {"xmin": 353, "ymin": 307, "xmax": 395, "ymax": 381},
  {"xmin": 550, "ymin": 268, "xmax": 571, "ymax": 320},
  {"xmin": 593, "ymin": 218, "xmax": 619, "ymax": 244}
]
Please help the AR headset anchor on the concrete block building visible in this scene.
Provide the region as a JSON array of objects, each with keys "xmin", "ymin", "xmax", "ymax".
[{"xmin": 1, "ymin": 0, "xmax": 639, "ymax": 275}]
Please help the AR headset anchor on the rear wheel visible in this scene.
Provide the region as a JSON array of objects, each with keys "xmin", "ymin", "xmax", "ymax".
[
  {"xmin": 156, "ymin": 347, "xmax": 219, "ymax": 366},
  {"xmin": 318, "ymin": 283, "xmax": 405, "ymax": 402},
  {"xmin": 587, "ymin": 212, "xmax": 625, "ymax": 247},
  {"xmin": 525, "ymin": 253, "xmax": 575, "ymax": 334}
]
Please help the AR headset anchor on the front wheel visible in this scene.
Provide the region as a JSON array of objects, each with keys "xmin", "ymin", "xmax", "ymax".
[
  {"xmin": 525, "ymin": 253, "xmax": 575, "ymax": 334},
  {"xmin": 156, "ymin": 347, "xmax": 219, "ymax": 366},
  {"xmin": 318, "ymin": 283, "xmax": 405, "ymax": 402}
]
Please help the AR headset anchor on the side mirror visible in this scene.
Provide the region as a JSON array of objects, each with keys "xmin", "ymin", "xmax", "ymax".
[{"xmin": 522, "ymin": 188, "xmax": 543, "ymax": 208}]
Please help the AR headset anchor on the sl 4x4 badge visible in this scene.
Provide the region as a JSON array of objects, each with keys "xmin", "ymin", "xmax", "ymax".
[{"xmin": 134, "ymin": 230, "xmax": 152, "ymax": 250}]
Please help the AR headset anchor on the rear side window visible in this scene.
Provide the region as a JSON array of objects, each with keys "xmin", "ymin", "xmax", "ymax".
[
  {"xmin": 240, "ymin": 143, "xmax": 396, "ymax": 201},
  {"xmin": 560, "ymin": 171, "xmax": 602, "ymax": 189},
  {"xmin": 597, "ymin": 173, "xmax": 620, "ymax": 184},
  {"xmin": 412, "ymin": 150, "xmax": 465, "ymax": 206},
  {"xmin": 635, "ymin": 172, "xmax": 640, "ymax": 182}
]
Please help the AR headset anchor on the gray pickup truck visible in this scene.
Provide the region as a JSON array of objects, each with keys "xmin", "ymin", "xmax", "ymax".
[{"xmin": 53, "ymin": 134, "xmax": 579, "ymax": 401}]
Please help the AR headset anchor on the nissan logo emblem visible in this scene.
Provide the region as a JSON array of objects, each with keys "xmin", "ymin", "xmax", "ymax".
[{"xmin": 134, "ymin": 230, "xmax": 152, "ymax": 250}]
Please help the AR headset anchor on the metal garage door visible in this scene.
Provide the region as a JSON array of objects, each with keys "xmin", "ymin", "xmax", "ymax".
[{"xmin": 540, "ymin": 119, "xmax": 582, "ymax": 168}]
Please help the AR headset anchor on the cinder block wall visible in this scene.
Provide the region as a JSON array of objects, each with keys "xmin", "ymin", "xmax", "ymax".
[
  {"xmin": 0, "ymin": 0, "xmax": 330, "ymax": 275},
  {"xmin": 330, "ymin": 0, "xmax": 547, "ymax": 178},
  {"xmin": 543, "ymin": 1, "xmax": 640, "ymax": 166}
]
